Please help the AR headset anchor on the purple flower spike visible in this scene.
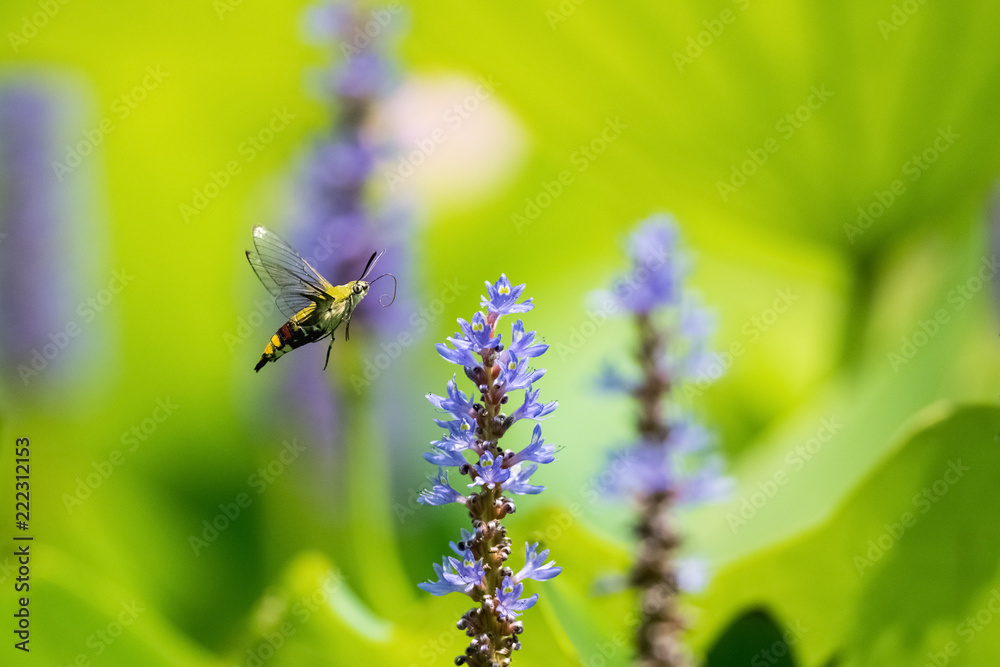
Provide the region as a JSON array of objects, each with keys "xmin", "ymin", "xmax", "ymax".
[
  {"xmin": 418, "ymin": 275, "xmax": 559, "ymax": 661},
  {"xmin": 595, "ymin": 214, "xmax": 729, "ymax": 666},
  {"xmin": 278, "ymin": 0, "xmax": 414, "ymax": 460},
  {"xmin": 0, "ymin": 84, "xmax": 70, "ymax": 387}
]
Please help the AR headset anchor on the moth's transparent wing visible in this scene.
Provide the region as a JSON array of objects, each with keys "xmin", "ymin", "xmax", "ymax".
[
  {"xmin": 245, "ymin": 249, "xmax": 311, "ymax": 319},
  {"xmin": 246, "ymin": 226, "xmax": 333, "ymax": 319}
]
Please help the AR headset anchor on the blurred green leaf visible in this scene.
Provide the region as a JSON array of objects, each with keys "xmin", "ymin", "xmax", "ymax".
[
  {"xmin": 692, "ymin": 404, "xmax": 1000, "ymax": 666},
  {"xmin": 23, "ymin": 546, "xmax": 222, "ymax": 666},
  {"xmin": 706, "ymin": 609, "xmax": 801, "ymax": 667},
  {"xmin": 687, "ymin": 219, "xmax": 994, "ymax": 563}
]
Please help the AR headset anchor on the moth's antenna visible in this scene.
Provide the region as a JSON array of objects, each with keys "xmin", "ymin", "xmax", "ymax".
[
  {"xmin": 358, "ymin": 251, "xmax": 381, "ymax": 281},
  {"xmin": 369, "ymin": 273, "xmax": 397, "ymax": 307}
]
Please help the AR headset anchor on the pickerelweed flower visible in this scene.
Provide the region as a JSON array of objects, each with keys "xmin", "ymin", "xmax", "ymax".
[
  {"xmin": 297, "ymin": 0, "xmax": 408, "ymax": 313},
  {"xmin": 419, "ymin": 275, "xmax": 561, "ymax": 666},
  {"xmin": 0, "ymin": 83, "xmax": 67, "ymax": 390},
  {"xmin": 280, "ymin": 1, "xmax": 412, "ymax": 455},
  {"xmin": 598, "ymin": 214, "xmax": 729, "ymax": 667}
]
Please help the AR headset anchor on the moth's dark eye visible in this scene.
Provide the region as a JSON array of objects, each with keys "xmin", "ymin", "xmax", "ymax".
[{"xmin": 354, "ymin": 284, "xmax": 363, "ymax": 294}]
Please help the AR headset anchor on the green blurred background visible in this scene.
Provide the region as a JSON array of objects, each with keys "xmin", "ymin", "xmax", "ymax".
[{"xmin": 2, "ymin": 0, "xmax": 1000, "ymax": 665}]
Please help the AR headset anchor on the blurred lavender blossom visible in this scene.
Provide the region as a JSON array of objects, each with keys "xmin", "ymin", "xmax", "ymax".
[
  {"xmin": 597, "ymin": 213, "xmax": 729, "ymax": 667},
  {"xmin": 0, "ymin": 83, "xmax": 68, "ymax": 390},
  {"xmin": 280, "ymin": 1, "xmax": 413, "ymax": 455}
]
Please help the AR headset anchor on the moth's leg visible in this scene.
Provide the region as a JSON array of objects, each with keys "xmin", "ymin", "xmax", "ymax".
[
  {"xmin": 323, "ymin": 339, "xmax": 334, "ymax": 371},
  {"xmin": 345, "ymin": 316, "xmax": 352, "ymax": 341}
]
